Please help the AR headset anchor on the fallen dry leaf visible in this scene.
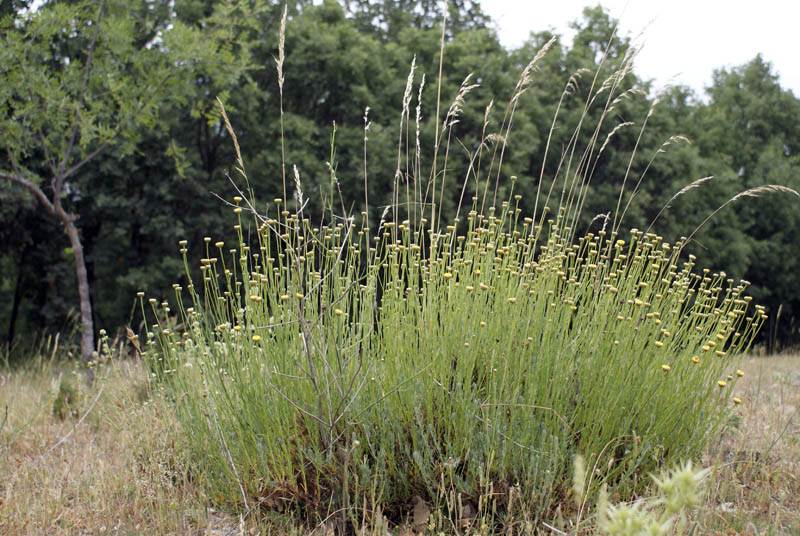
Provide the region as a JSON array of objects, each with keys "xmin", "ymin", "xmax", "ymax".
[{"xmin": 413, "ymin": 495, "xmax": 430, "ymax": 527}]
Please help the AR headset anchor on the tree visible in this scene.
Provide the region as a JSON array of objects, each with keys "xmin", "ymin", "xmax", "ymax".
[
  {"xmin": 689, "ymin": 56, "xmax": 800, "ymax": 348},
  {"xmin": 0, "ymin": 0, "xmax": 30, "ymax": 20},
  {"xmin": 0, "ymin": 0, "xmax": 260, "ymax": 363},
  {"xmin": 344, "ymin": 0, "xmax": 489, "ymax": 40}
]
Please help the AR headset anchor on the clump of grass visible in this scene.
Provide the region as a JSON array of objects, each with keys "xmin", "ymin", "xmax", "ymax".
[
  {"xmin": 139, "ymin": 14, "xmax": 772, "ymax": 534},
  {"xmin": 143, "ymin": 191, "xmax": 761, "ymax": 531},
  {"xmin": 51, "ymin": 378, "xmax": 80, "ymax": 420}
]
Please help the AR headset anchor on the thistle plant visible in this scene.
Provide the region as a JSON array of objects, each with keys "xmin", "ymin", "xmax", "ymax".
[
  {"xmin": 137, "ymin": 15, "xmax": 773, "ymax": 534},
  {"xmin": 597, "ymin": 460, "xmax": 711, "ymax": 536}
]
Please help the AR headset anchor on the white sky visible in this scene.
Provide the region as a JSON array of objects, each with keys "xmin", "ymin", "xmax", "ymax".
[{"xmin": 482, "ymin": 0, "xmax": 799, "ymax": 98}]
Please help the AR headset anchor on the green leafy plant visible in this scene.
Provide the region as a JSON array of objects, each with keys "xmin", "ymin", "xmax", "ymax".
[{"xmin": 52, "ymin": 378, "xmax": 80, "ymax": 420}]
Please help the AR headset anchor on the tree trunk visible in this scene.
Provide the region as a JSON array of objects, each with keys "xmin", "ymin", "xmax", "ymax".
[
  {"xmin": 62, "ymin": 214, "xmax": 95, "ymax": 364},
  {"xmin": 2, "ymin": 170, "xmax": 96, "ymax": 368}
]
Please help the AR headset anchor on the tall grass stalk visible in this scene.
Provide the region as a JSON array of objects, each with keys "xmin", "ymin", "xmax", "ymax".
[{"xmin": 140, "ymin": 20, "xmax": 769, "ymax": 533}]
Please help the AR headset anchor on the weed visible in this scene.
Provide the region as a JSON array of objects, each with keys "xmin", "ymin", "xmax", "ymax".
[{"xmin": 52, "ymin": 378, "xmax": 79, "ymax": 420}]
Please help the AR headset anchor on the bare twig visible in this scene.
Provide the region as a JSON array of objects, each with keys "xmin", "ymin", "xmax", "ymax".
[
  {"xmin": 0, "ymin": 170, "xmax": 56, "ymax": 215},
  {"xmin": 541, "ymin": 521, "xmax": 568, "ymax": 535}
]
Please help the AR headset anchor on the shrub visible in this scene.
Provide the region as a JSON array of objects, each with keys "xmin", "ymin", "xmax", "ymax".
[{"xmin": 140, "ymin": 18, "xmax": 764, "ymax": 534}]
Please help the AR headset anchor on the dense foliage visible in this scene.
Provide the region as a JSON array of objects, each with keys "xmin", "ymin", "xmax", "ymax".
[{"xmin": 2, "ymin": 0, "xmax": 799, "ymax": 357}]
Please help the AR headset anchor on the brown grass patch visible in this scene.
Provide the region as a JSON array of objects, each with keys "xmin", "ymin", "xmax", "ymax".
[
  {"xmin": 700, "ymin": 354, "xmax": 800, "ymax": 534},
  {"xmin": 0, "ymin": 359, "xmax": 246, "ymax": 535}
]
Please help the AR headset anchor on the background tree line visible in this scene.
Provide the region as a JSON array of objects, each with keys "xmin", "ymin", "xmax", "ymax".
[{"xmin": 2, "ymin": 0, "xmax": 799, "ymax": 362}]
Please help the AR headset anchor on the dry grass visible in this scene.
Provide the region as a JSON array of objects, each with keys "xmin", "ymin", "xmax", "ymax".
[
  {"xmin": 1, "ymin": 354, "xmax": 798, "ymax": 535},
  {"xmin": 700, "ymin": 353, "xmax": 800, "ymax": 534},
  {"xmin": 0, "ymin": 358, "xmax": 251, "ymax": 535}
]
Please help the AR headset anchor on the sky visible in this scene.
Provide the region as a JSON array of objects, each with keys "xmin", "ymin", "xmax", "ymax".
[{"xmin": 481, "ymin": 0, "xmax": 799, "ymax": 98}]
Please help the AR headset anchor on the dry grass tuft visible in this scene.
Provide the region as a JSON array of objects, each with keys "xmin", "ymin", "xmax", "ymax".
[{"xmin": 683, "ymin": 185, "xmax": 800, "ymax": 250}]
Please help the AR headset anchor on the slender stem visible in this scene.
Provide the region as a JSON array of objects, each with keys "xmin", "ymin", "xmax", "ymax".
[{"xmin": 429, "ymin": 9, "xmax": 447, "ymax": 234}]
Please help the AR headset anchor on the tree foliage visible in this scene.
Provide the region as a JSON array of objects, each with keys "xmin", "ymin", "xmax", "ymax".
[
  {"xmin": 2, "ymin": 1, "xmax": 799, "ymax": 355},
  {"xmin": 0, "ymin": 0, "xmax": 263, "ymax": 361}
]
